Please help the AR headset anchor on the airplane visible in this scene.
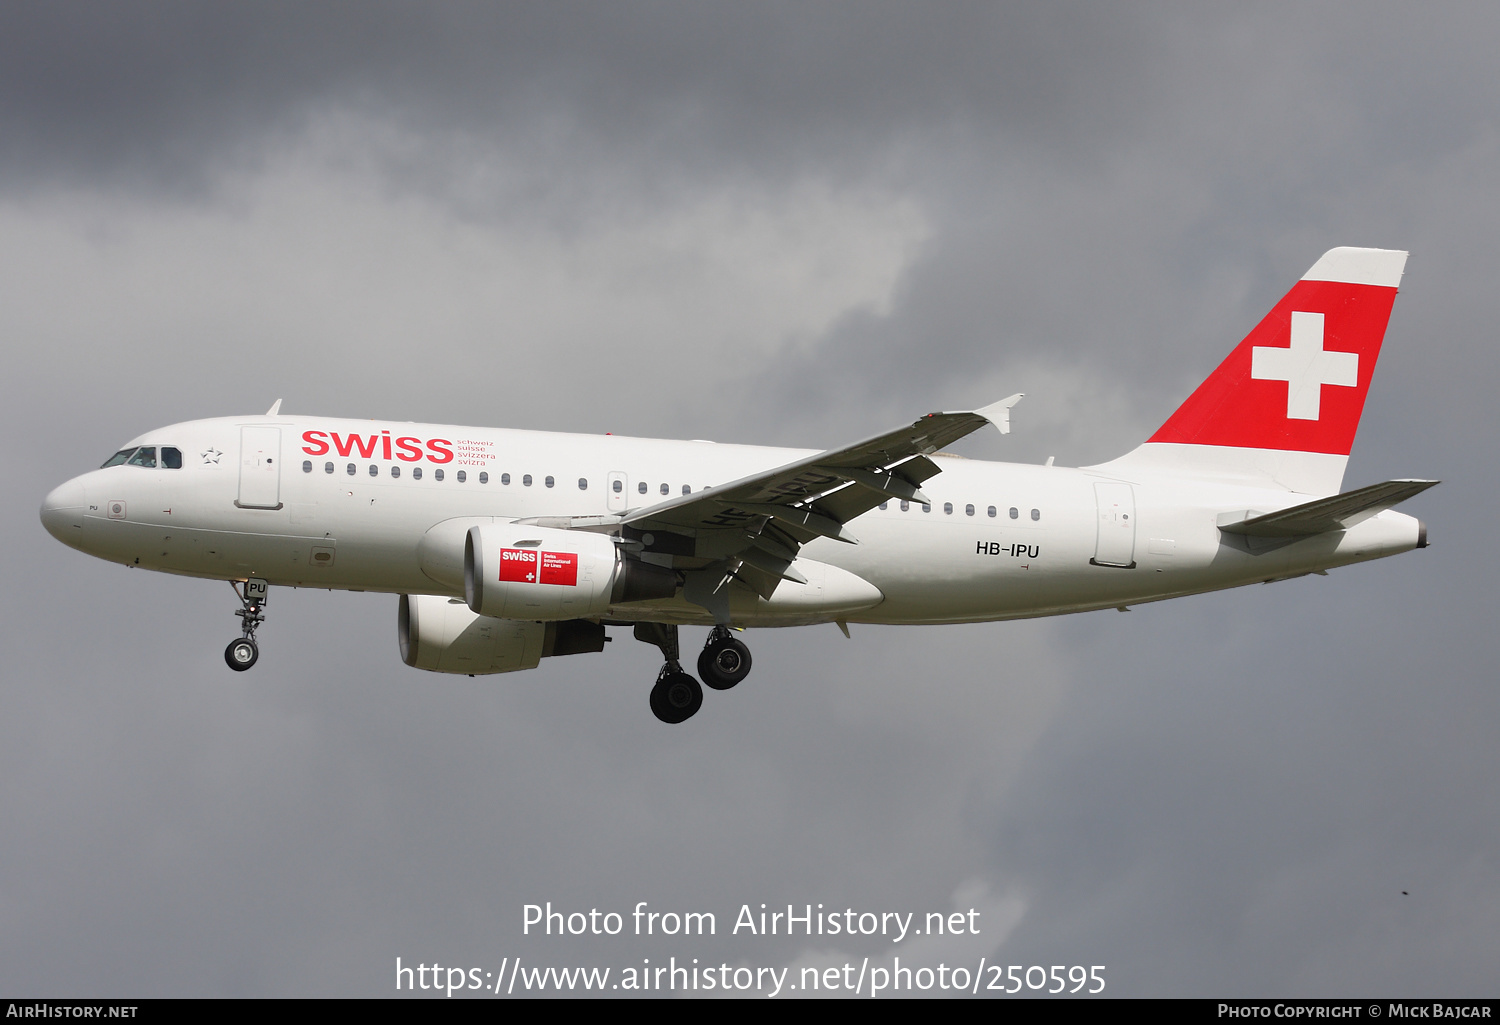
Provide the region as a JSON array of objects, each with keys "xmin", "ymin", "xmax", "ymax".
[{"xmin": 40, "ymin": 247, "xmax": 1435, "ymax": 723}]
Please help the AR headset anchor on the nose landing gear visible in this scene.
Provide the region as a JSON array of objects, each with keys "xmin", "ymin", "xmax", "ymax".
[{"xmin": 224, "ymin": 578, "xmax": 268, "ymax": 672}]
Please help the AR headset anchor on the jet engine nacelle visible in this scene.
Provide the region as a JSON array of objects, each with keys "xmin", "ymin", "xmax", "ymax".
[
  {"xmin": 399, "ymin": 593, "xmax": 545, "ymax": 674},
  {"xmin": 399, "ymin": 594, "xmax": 613, "ymax": 675},
  {"xmin": 463, "ymin": 523, "xmax": 676, "ymax": 620}
]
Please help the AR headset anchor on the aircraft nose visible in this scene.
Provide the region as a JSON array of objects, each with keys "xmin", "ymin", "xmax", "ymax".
[{"xmin": 40, "ymin": 479, "xmax": 86, "ymax": 543}]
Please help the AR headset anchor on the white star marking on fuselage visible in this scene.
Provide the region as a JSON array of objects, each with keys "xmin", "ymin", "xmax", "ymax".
[{"xmin": 1250, "ymin": 311, "xmax": 1359, "ymax": 420}]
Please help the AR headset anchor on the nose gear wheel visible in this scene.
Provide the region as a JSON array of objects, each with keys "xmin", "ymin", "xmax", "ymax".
[{"xmin": 225, "ymin": 637, "xmax": 258, "ymax": 671}]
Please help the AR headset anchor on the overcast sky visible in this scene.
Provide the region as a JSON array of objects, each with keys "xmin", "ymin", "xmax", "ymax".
[{"xmin": 2, "ymin": 2, "xmax": 1496, "ymax": 998}]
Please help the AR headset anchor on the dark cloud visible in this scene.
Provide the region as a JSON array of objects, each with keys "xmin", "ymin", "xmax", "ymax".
[{"xmin": 0, "ymin": 4, "xmax": 1152, "ymax": 186}]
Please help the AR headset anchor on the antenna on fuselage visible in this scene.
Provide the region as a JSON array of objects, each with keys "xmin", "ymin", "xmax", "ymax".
[{"xmin": 265, "ymin": 399, "xmax": 283, "ymax": 416}]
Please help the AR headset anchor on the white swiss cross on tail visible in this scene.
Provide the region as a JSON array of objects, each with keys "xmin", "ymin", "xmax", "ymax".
[{"xmin": 1251, "ymin": 311, "xmax": 1359, "ymax": 420}]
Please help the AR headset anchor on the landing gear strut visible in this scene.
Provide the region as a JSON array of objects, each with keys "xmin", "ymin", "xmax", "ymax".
[
  {"xmin": 698, "ymin": 626, "xmax": 752, "ymax": 690},
  {"xmin": 225, "ymin": 578, "xmax": 268, "ymax": 672},
  {"xmin": 634, "ymin": 623, "xmax": 703, "ymax": 724}
]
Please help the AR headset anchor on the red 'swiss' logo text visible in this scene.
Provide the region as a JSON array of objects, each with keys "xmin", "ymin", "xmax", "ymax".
[
  {"xmin": 300, "ymin": 430, "xmax": 453, "ymax": 464},
  {"xmin": 499, "ymin": 549, "xmax": 578, "ymax": 587}
]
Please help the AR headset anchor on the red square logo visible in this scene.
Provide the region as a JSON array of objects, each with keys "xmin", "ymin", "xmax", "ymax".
[
  {"xmin": 539, "ymin": 551, "xmax": 578, "ymax": 586},
  {"xmin": 499, "ymin": 548, "xmax": 538, "ymax": 583}
]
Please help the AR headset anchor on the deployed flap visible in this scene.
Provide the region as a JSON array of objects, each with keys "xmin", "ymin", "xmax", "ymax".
[{"xmin": 1218, "ymin": 479, "xmax": 1438, "ymax": 537}]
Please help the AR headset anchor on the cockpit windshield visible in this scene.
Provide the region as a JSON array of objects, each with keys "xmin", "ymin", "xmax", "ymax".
[{"xmin": 101, "ymin": 446, "xmax": 183, "ymax": 469}]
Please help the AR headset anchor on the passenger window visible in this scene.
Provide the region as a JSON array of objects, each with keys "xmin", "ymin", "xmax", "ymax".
[
  {"xmin": 457, "ymin": 470, "xmax": 466, "ymax": 483},
  {"xmin": 523, "ymin": 474, "xmax": 533, "ymax": 486},
  {"xmin": 479, "ymin": 472, "xmax": 489, "ymax": 484},
  {"xmin": 660, "ymin": 483, "xmax": 669, "ymax": 495},
  {"xmin": 578, "ymin": 478, "xmax": 588, "ymax": 491},
  {"xmin": 943, "ymin": 502, "xmax": 953, "ymax": 515},
  {"xmin": 988, "ymin": 506, "xmax": 997, "ymax": 518},
  {"xmin": 391, "ymin": 465, "xmax": 400, "ymax": 478},
  {"xmin": 500, "ymin": 473, "xmax": 510, "ymax": 485},
  {"xmin": 638, "ymin": 481, "xmax": 647, "ymax": 494},
  {"xmin": 1009, "ymin": 507, "xmax": 1018, "ymax": 519},
  {"xmin": 346, "ymin": 463, "xmax": 356, "ymax": 476},
  {"xmin": 368, "ymin": 465, "xmax": 378, "ymax": 477},
  {"xmin": 1031, "ymin": 508, "xmax": 1040, "ymax": 521},
  {"xmin": 435, "ymin": 469, "xmax": 444, "ymax": 481},
  {"xmin": 413, "ymin": 467, "xmax": 423, "ymax": 480},
  {"xmin": 161, "ymin": 447, "xmax": 183, "ymax": 469},
  {"xmin": 682, "ymin": 485, "xmax": 691, "ymax": 495},
  {"xmin": 900, "ymin": 500, "xmax": 909, "ymax": 512},
  {"xmin": 100, "ymin": 449, "xmax": 135, "ymax": 468},
  {"xmin": 965, "ymin": 504, "xmax": 975, "ymax": 516},
  {"xmin": 921, "ymin": 503, "xmax": 931, "ymax": 513},
  {"xmin": 324, "ymin": 462, "xmax": 334, "ymax": 474},
  {"xmin": 303, "ymin": 460, "xmax": 313, "ymax": 473},
  {"xmin": 879, "ymin": 501, "xmax": 888, "ymax": 510},
  {"xmin": 127, "ymin": 447, "xmax": 157, "ymax": 468},
  {"xmin": 612, "ymin": 480, "xmax": 623, "ymax": 494},
  {"xmin": 545, "ymin": 476, "xmax": 554, "ymax": 488}
]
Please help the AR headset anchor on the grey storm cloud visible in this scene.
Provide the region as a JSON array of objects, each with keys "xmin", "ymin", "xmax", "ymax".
[
  {"xmin": 0, "ymin": 4, "xmax": 1152, "ymax": 180},
  {"xmin": 1, "ymin": 2, "xmax": 1496, "ymax": 997}
]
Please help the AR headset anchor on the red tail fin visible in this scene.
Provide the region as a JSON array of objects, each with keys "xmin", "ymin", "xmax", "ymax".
[
  {"xmin": 1149, "ymin": 248, "xmax": 1405, "ymax": 455},
  {"xmin": 1097, "ymin": 248, "xmax": 1407, "ymax": 495}
]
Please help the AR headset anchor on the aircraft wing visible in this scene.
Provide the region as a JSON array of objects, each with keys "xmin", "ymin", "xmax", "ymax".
[
  {"xmin": 624, "ymin": 397, "xmax": 1021, "ymax": 538},
  {"xmin": 608, "ymin": 398, "xmax": 1021, "ymax": 610},
  {"xmin": 1218, "ymin": 479, "xmax": 1439, "ymax": 538}
]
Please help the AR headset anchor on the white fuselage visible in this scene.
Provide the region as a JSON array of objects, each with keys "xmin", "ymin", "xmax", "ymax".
[{"xmin": 40, "ymin": 414, "xmax": 1424, "ymax": 628}]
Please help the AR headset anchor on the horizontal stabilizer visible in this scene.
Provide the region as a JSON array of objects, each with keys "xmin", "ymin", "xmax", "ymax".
[{"xmin": 1218, "ymin": 479, "xmax": 1438, "ymax": 537}]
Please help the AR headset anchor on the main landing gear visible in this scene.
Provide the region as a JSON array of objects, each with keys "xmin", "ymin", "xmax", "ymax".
[
  {"xmin": 650, "ymin": 665, "xmax": 703, "ymax": 724},
  {"xmin": 634, "ymin": 623, "xmax": 754, "ymax": 723},
  {"xmin": 224, "ymin": 578, "xmax": 268, "ymax": 672},
  {"xmin": 699, "ymin": 626, "xmax": 752, "ymax": 690}
]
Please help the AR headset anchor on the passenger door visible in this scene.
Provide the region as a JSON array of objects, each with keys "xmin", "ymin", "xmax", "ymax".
[
  {"xmin": 237, "ymin": 427, "xmax": 283, "ymax": 509},
  {"xmin": 1092, "ymin": 481, "xmax": 1136, "ymax": 568}
]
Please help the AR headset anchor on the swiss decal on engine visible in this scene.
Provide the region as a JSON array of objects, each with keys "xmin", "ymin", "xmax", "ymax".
[
  {"xmin": 499, "ymin": 548, "xmax": 538, "ymax": 582},
  {"xmin": 497, "ymin": 548, "xmax": 578, "ymax": 586}
]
